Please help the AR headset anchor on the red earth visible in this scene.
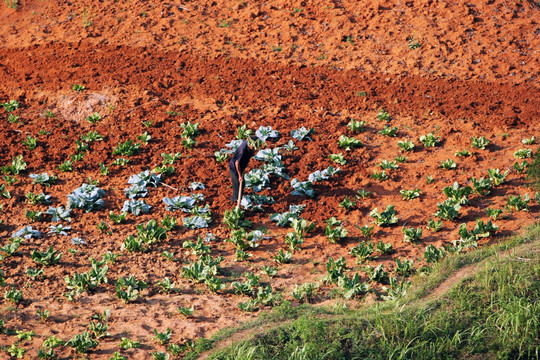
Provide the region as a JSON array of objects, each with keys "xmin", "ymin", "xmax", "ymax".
[{"xmin": 0, "ymin": 0, "xmax": 539, "ymax": 358}]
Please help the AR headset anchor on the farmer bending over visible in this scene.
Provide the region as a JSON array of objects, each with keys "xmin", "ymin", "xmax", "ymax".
[{"xmin": 229, "ymin": 136, "xmax": 257, "ymax": 203}]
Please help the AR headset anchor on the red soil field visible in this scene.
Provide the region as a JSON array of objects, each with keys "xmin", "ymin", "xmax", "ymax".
[{"xmin": 0, "ymin": 0, "xmax": 538, "ymax": 358}]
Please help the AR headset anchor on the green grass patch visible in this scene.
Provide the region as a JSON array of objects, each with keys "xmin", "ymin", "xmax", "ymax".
[{"xmin": 187, "ymin": 222, "xmax": 540, "ymax": 359}]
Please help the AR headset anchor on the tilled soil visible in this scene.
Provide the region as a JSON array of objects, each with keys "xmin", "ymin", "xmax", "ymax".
[{"xmin": 0, "ymin": 0, "xmax": 539, "ymax": 358}]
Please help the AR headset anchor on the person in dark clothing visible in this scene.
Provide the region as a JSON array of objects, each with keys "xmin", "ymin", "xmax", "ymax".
[{"xmin": 229, "ymin": 138, "xmax": 256, "ymax": 202}]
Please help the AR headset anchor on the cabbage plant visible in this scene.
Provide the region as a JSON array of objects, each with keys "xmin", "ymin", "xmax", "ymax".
[{"xmin": 67, "ymin": 184, "xmax": 105, "ymax": 212}]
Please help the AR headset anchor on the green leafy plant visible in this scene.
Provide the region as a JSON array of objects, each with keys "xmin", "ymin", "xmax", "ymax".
[
  {"xmin": 4, "ymin": 286, "xmax": 23, "ymax": 303},
  {"xmin": 6, "ymin": 344, "xmax": 25, "ymax": 359},
  {"xmin": 42, "ymin": 335, "xmax": 65, "ymax": 349},
  {"xmin": 291, "ymin": 282, "xmax": 319, "ymax": 303},
  {"xmin": 113, "ymin": 140, "xmax": 140, "ymax": 156},
  {"xmin": 153, "ymin": 328, "xmax": 172, "ymax": 345},
  {"xmin": 338, "ymin": 135, "xmax": 362, "ymax": 150},
  {"xmin": 402, "ymin": 227, "xmax": 422, "ymax": 243},
  {"xmin": 161, "ymin": 152, "xmax": 181, "ymax": 165},
  {"xmin": 0, "ymin": 184, "xmax": 10, "ymax": 198},
  {"xmin": 16, "ymin": 330, "xmax": 34, "ymax": 341},
  {"xmin": 72, "ymin": 84, "xmax": 85, "ymax": 91},
  {"xmin": 408, "ymin": 37, "xmax": 421, "ymax": 49},
  {"xmin": 29, "ymin": 173, "xmax": 57, "ymax": 186},
  {"xmin": 371, "ymin": 170, "xmax": 389, "ymax": 181},
  {"xmin": 136, "ymin": 219, "xmax": 167, "ymax": 244},
  {"xmin": 377, "ymin": 160, "xmax": 397, "ymax": 172},
  {"xmin": 470, "ymin": 136, "xmax": 490, "ymax": 149},
  {"xmin": 161, "ymin": 251, "xmax": 176, "ymax": 262},
  {"xmin": 370, "ymin": 205, "xmax": 398, "ymax": 226},
  {"xmin": 88, "ymin": 321, "xmax": 109, "ymax": 339},
  {"xmin": 235, "ymin": 124, "xmax": 253, "ymax": 139},
  {"xmin": 419, "ymin": 132, "xmax": 441, "ymax": 147},
  {"xmin": 58, "ymin": 159, "xmax": 73, "ymax": 172},
  {"xmin": 400, "ymin": 188, "xmax": 421, "ymax": 200},
  {"xmin": 356, "ymin": 189, "xmax": 373, "ymax": 199},
  {"xmin": 81, "ymin": 130, "xmax": 104, "ymax": 142},
  {"xmin": 43, "ymin": 110, "xmax": 55, "ymax": 118},
  {"xmin": 455, "ymin": 149, "xmax": 472, "ymax": 157},
  {"xmin": 395, "ymin": 258, "xmax": 415, "ymax": 277},
  {"xmin": 31, "ymin": 247, "xmax": 62, "ymax": 266},
  {"xmin": 434, "ymin": 199, "xmax": 461, "ymax": 221},
  {"xmin": 439, "ymin": 159, "xmax": 457, "ymax": 170},
  {"xmin": 426, "ymin": 218, "xmax": 443, "ymax": 232},
  {"xmin": 137, "ymin": 131, "xmax": 151, "ymax": 145},
  {"xmin": 485, "ymin": 208, "xmax": 503, "ymax": 220},
  {"xmin": 514, "ymin": 160, "xmax": 529, "ymax": 174},
  {"xmin": 470, "ymin": 177, "xmax": 492, "ymax": 196},
  {"xmin": 506, "ymin": 194, "xmax": 530, "ymax": 212},
  {"xmin": 22, "ymin": 134, "xmax": 37, "ymax": 150},
  {"xmin": 26, "ymin": 192, "xmax": 51, "ymax": 205},
  {"xmin": 290, "ymin": 218, "xmax": 315, "ymax": 238},
  {"xmin": 110, "ymin": 352, "xmax": 128, "ymax": 360},
  {"xmin": 382, "ymin": 276, "xmax": 411, "ymax": 301},
  {"xmin": 273, "ymin": 249, "xmax": 292, "ymax": 264},
  {"xmin": 357, "ymin": 224, "xmax": 374, "ymax": 239},
  {"xmin": 376, "ymin": 109, "xmax": 391, "ymax": 121},
  {"xmin": 119, "ymin": 337, "xmax": 141, "ymax": 350},
  {"xmin": 394, "ymin": 154, "xmax": 408, "ymax": 163},
  {"xmin": 339, "ymin": 196, "xmax": 356, "ymax": 212},
  {"xmin": 181, "ymin": 121, "xmax": 200, "ymax": 139},
  {"xmin": 1, "ymin": 99, "xmax": 20, "ymax": 111},
  {"xmin": 214, "ymin": 151, "xmax": 229, "ymax": 163},
  {"xmin": 2, "ymin": 154, "xmax": 27, "ymax": 175},
  {"xmin": 424, "ymin": 244, "xmax": 446, "ymax": 263},
  {"xmin": 7, "ymin": 113, "xmax": 21, "ymax": 123},
  {"xmin": 375, "ymin": 241, "xmax": 394, "ymax": 255},
  {"xmin": 26, "ymin": 268, "xmax": 44, "ymax": 280},
  {"xmin": 367, "ymin": 264, "xmax": 389, "ymax": 284},
  {"xmin": 157, "ymin": 277, "xmax": 176, "ymax": 294},
  {"xmin": 111, "ymin": 157, "xmax": 130, "ymax": 166},
  {"xmin": 238, "ymin": 299, "xmax": 259, "ymax": 312},
  {"xmin": 71, "ymin": 152, "xmax": 85, "ymax": 162},
  {"xmin": 66, "ymin": 332, "xmax": 98, "ymax": 354},
  {"xmin": 75, "ymin": 140, "xmax": 89, "ymax": 153},
  {"xmin": 1, "ymin": 237, "xmax": 24, "ymax": 257},
  {"xmin": 487, "ymin": 168, "xmax": 509, "ymax": 186},
  {"xmin": 97, "ymin": 221, "xmax": 110, "ymax": 234},
  {"xmin": 350, "ymin": 241, "xmax": 374, "ymax": 263},
  {"xmin": 379, "ymin": 125, "xmax": 398, "ymax": 137},
  {"xmin": 3, "ymin": 175, "xmax": 17, "ymax": 186},
  {"xmin": 109, "ymin": 211, "xmax": 127, "ymax": 224},
  {"xmin": 325, "ymin": 217, "xmax": 348, "ymax": 244},
  {"xmin": 514, "ymin": 149, "xmax": 532, "ymax": 159},
  {"xmin": 522, "ymin": 136, "xmax": 536, "ymax": 145},
  {"xmin": 183, "ymin": 236, "xmax": 211, "ymax": 256},
  {"xmin": 116, "ymin": 275, "xmax": 148, "ymax": 303},
  {"xmin": 86, "ymin": 112, "xmax": 102, "ymax": 124},
  {"xmin": 223, "ymin": 207, "xmax": 252, "ymax": 229},
  {"xmin": 261, "ymin": 265, "xmax": 278, "ymax": 278},
  {"xmin": 328, "ymin": 153, "xmax": 347, "ymax": 165},
  {"xmin": 347, "ymin": 119, "xmax": 366, "ymax": 132},
  {"xmin": 398, "ymin": 139, "xmax": 415, "ymax": 152},
  {"xmin": 443, "ymin": 182, "xmax": 472, "ymax": 205},
  {"xmin": 177, "ymin": 306, "xmax": 194, "ymax": 317},
  {"xmin": 338, "ymin": 273, "xmax": 369, "ymax": 299},
  {"xmin": 284, "ymin": 232, "xmax": 304, "ymax": 252}
]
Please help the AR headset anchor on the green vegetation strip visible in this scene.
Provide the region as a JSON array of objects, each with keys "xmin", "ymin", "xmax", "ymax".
[{"xmin": 185, "ymin": 222, "xmax": 540, "ymax": 359}]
